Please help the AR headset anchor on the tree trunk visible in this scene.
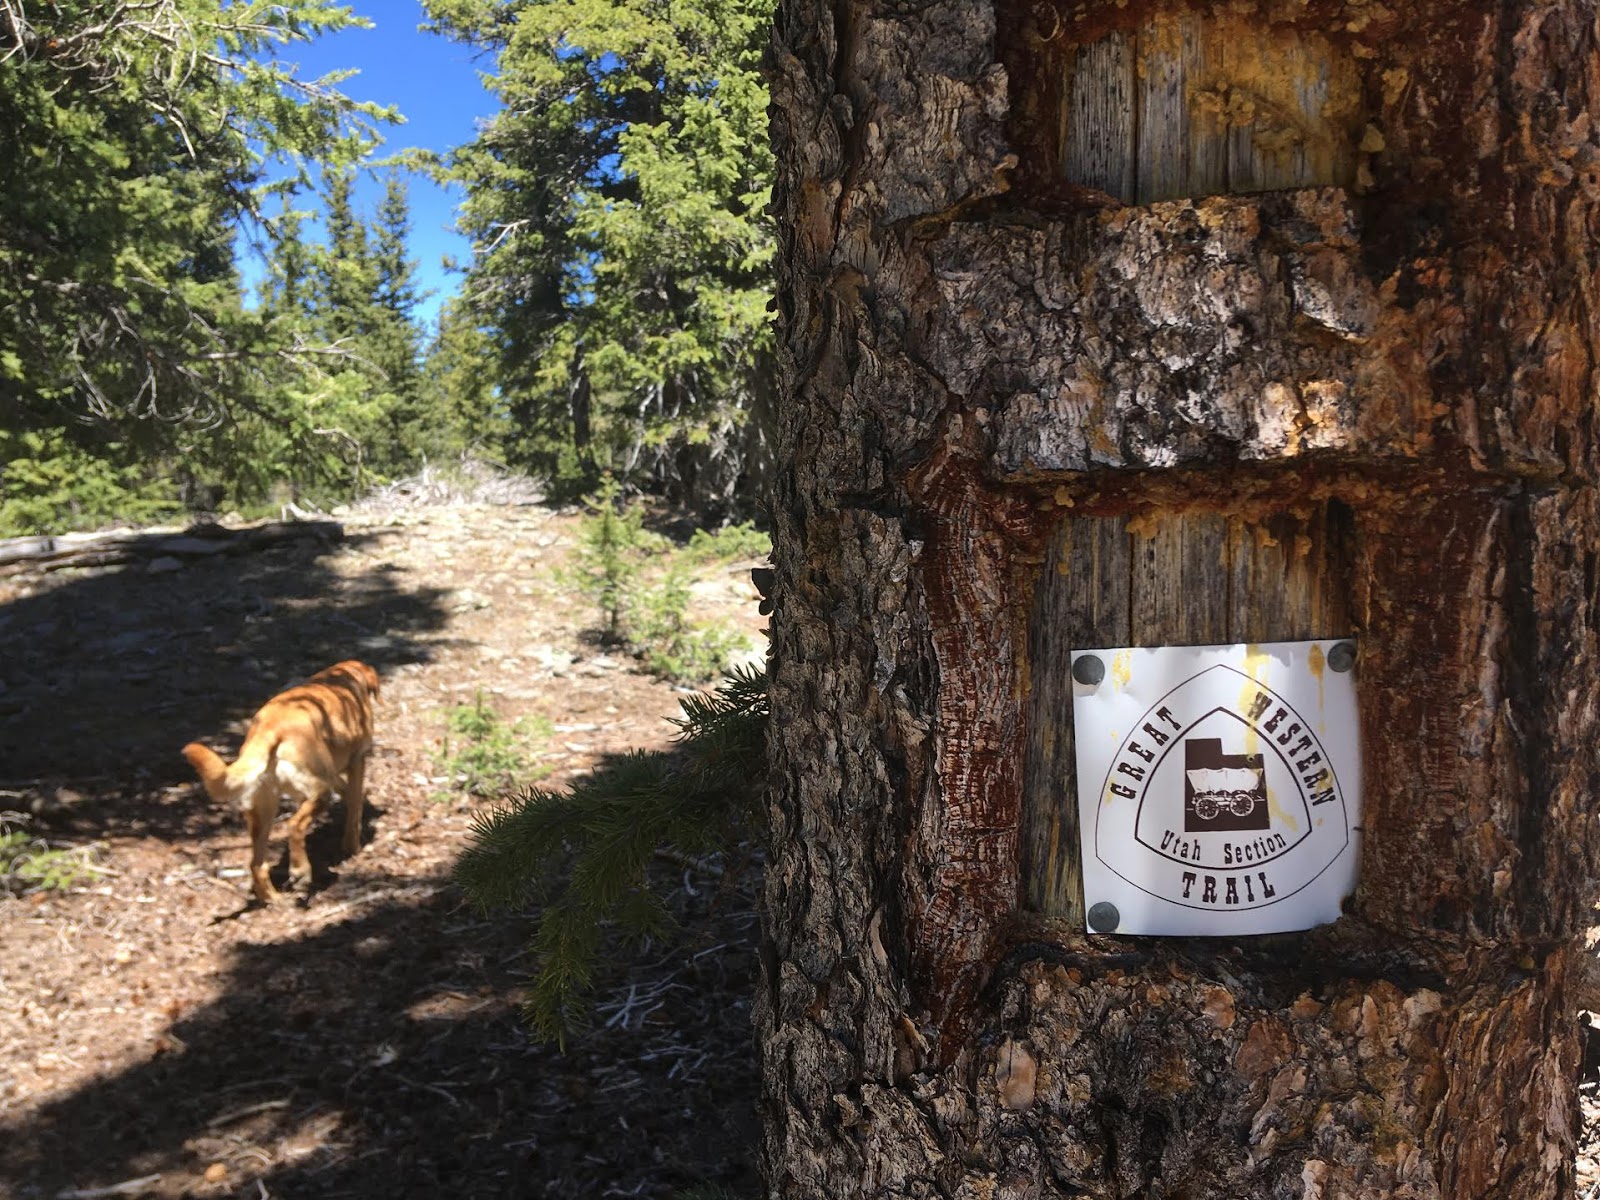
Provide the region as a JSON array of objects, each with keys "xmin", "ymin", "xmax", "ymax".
[
  {"xmin": 569, "ymin": 341, "xmax": 595, "ymax": 474},
  {"xmin": 761, "ymin": 2, "xmax": 1600, "ymax": 1197}
]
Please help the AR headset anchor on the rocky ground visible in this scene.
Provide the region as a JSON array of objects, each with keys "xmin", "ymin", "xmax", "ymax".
[{"xmin": 0, "ymin": 488, "xmax": 767, "ymax": 1200}]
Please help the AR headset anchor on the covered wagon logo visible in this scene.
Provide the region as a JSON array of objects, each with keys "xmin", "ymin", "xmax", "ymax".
[{"xmin": 1094, "ymin": 665, "xmax": 1350, "ymax": 911}]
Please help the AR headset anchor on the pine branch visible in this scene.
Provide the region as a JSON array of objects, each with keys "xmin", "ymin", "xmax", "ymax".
[{"xmin": 454, "ymin": 666, "xmax": 769, "ymax": 1044}]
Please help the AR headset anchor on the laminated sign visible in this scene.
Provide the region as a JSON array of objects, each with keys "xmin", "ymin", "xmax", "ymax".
[{"xmin": 1070, "ymin": 640, "xmax": 1361, "ymax": 936}]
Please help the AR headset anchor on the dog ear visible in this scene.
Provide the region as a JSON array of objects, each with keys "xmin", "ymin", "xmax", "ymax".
[{"xmin": 359, "ymin": 661, "xmax": 380, "ymax": 700}]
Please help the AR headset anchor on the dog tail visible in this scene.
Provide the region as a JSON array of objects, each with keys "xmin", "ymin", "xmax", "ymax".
[
  {"xmin": 181, "ymin": 742, "xmax": 231, "ymax": 802},
  {"xmin": 183, "ymin": 736, "xmax": 280, "ymax": 803}
]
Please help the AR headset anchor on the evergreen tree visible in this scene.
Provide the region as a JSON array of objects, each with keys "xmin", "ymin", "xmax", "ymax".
[
  {"xmin": 293, "ymin": 167, "xmax": 433, "ymax": 486},
  {"xmin": 0, "ymin": 1, "xmax": 393, "ymax": 532},
  {"xmin": 266, "ymin": 204, "xmax": 317, "ymax": 319},
  {"xmin": 419, "ymin": 297, "xmax": 505, "ymax": 458},
  {"xmin": 317, "ymin": 169, "xmax": 381, "ymax": 345},
  {"xmin": 187, "ymin": 199, "xmax": 329, "ymax": 509},
  {"xmin": 425, "ymin": 0, "xmax": 775, "ymax": 511},
  {"xmin": 0, "ymin": 1, "xmax": 389, "ymax": 426},
  {"xmin": 374, "ymin": 175, "xmax": 424, "ymax": 323},
  {"xmin": 369, "ymin": 173, "xmax": 428, "ymax": 458}
]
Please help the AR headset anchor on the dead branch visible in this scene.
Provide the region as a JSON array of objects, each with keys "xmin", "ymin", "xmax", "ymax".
[
  {"xmin": 0, "ymin": 519, "xmax": 343, "ymax": 576},
  {"xmin": 55, "ymin": 1175, "xmax": 164, "ymax": 1200}
]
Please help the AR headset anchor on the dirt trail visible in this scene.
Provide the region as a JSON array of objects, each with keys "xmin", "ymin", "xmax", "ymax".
[{"xmin": 0, "ymin": 501, "xmax": 764, "ymax": 1199}]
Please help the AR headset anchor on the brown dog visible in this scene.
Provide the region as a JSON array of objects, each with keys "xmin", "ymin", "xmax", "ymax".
[{"xmin": 182, "ymin": 661, "xmax": 379, "ymax": 903}]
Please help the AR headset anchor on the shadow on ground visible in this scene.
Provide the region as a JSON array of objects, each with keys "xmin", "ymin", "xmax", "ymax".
[
  {"xmin": 0, "ymin": 519, "xmax": 762, "ymax": 1198},
  {"xmin": 0, "ymin": 526, "xmax": 450, "ymax": 841},
  {"xmin": 0, "ymin": 861, "xmax": 761, "ymax": 1199}
]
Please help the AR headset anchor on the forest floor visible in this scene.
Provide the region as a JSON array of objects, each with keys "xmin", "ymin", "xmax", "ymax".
[{"xmin": 0, "ymin": 484, "xmax": 768, "ymax": 1200}]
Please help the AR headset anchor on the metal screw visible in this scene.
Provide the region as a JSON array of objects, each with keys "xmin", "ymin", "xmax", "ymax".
[
  {"xmin": 1328, "ymin": 642, "xmax": 1357, "ymax": 673},
  {"xmin": 1072, "ymin": 654, "xmax": 1105, "ymax": 687},
  {"xmin": 1087, "ymin": 901, "xmax": 1120, "ymax": 933}
]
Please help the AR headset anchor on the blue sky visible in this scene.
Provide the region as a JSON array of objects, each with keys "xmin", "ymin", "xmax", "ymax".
[{"xmin": 253, "ymin": 2, "xmax": 498, "ymax": 329}]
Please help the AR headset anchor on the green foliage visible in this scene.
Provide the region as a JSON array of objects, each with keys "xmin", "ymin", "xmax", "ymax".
[
  {"xmin": 567, "ymin": 476, "xmax": 665, "ymax": 642},
  {"xmin": 433, "ymin": 692, "xmax": 554, "ymax": 800},
  {"xmin": 228, "ymin": 169, "xmax": 441, "ymax": 504},
  {"xmin": 1, "ymin": 821, "xmax": 102, "ymax": 894},
  {"xmin": 299, "ymin": 169, "xmax": 432, "ymax": 481},
  {"xmin": 0, "ymin": 428, "xmax": 179, "ymax": 536},
  {"xmin": 418, "ymin": 299, "xmax": 510, "ymax": 458},
  {"xmin": 685, "ymin": 521, "xmax": 771, "ymax": 564},
  {"xmin": 454, "ymin": 665, "xmax": 768, "ymax": 1043},
  {"xmin": 1, "ymin": 1, "xmax": 391, "ymax": 424},
  {"xmin": 2, "ymin": 0, "xmax": 780, "ymax": 530},
  {"xmin": 567, "ymin": 478, "xmax": 750, "ymax": 682},
  {"xmin": 425, "ymin": 0, "xmax": 776, "ymax": 508},
  {"xmin": 0, "ymin": 4, "xmax": 483, "ymax": 532},
  {"xmin": 633, "ymin": 564, "xmax": 749, "ymax": 684}
]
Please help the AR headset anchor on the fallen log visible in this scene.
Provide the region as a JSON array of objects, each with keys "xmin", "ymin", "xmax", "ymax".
[{"xmin": 0, "ymin": 520, "xmax": 343, "ymax": 576}]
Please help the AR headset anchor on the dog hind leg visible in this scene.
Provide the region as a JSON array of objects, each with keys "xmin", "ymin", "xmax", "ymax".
[
  {"xmin": 247, "ymin": 793, "xmax": 279, "ymax": 903},
  {"xmin": 285, "ymin": 790, "xmax": 323, "ymax": 889},
  {"xmin": 341, "ymin": 752, "xmax": 368, "ymax": 858}
]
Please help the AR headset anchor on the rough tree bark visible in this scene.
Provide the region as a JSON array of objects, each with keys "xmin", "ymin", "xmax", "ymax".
[{"xmin": 761, "ymin": 1, "xmax": 1600, "ymax": 1197}]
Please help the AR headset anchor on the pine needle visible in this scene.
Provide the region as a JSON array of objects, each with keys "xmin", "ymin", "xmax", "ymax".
[{"xmin": 454, "ymin": 665, "xmax": 768, "ymax": 1044}]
